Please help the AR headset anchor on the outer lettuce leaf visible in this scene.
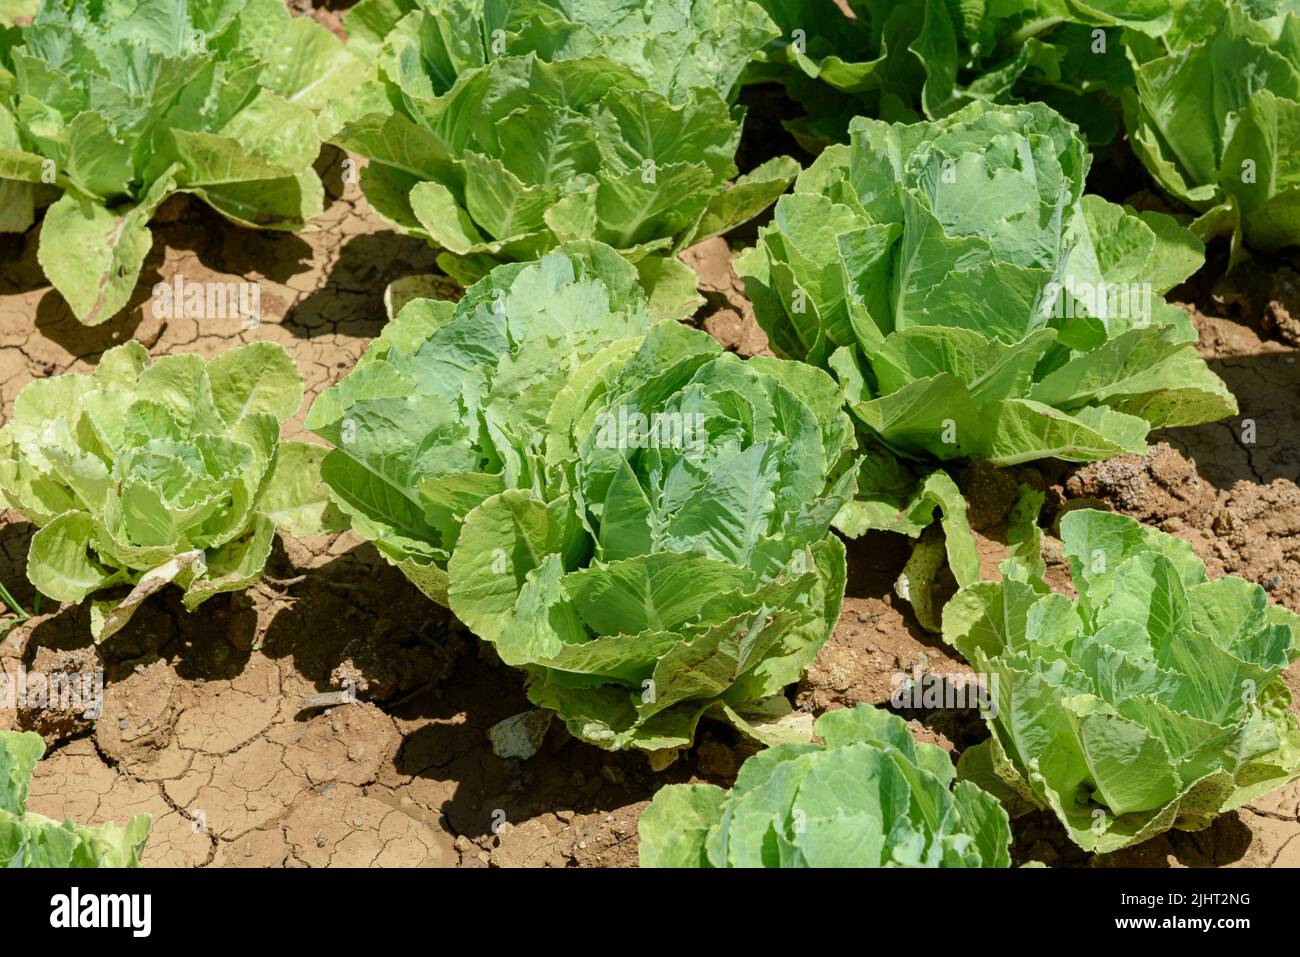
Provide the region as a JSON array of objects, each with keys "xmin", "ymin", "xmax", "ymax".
[
  {"xmin": 0, "ymin": 0, "xmax": 365, "ymax": 323},
  {"xmin": 943, "ymin": 508, "xmax": 1300, "ymax": 853},
  {"xmin": 638, "ymin": 704, "xmax": 1012, "ymax": 867},
  {"xmin": 0, "ymin": 730, "xmax": 151, "ymax": 866},
  {"xmin": 0, "ymin": 341, "xmax": 342, "ymax": 641}
]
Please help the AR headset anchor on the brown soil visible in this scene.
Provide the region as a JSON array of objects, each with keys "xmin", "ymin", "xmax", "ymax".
[{"xmin": 4, "ymin": 9, "xmax": 1300, "ymax": 869}]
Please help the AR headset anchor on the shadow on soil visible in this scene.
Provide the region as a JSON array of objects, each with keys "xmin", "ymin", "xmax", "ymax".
[
  {"xmin": 252, "ymin": 537, "xmax": 673, "ymax": 842},
  {"xmin": 1012, "ymin": 809, "xmax": 1254, "ymax": 869},
  {"xmin": 281, "ymin": 231, "xmax": 443, "ymax": 339},
  {"xmin": 1158, "ymin": 352, "xmax": 1300, "ymax": 490},
  {"xmin": 0, "ymin": 220, "xmax": 147, "ymax": 363}
]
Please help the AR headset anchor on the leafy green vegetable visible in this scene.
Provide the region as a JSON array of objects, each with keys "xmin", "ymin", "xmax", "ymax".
[
  {"xmin": 737, "ymin": 101, "xmax": 1234, "ymax": 627},
  {"xmin": 945, "ymin": 508, "xmax": 1300, "ymax": 853},
  {"xmin": 638, "ymin": 703, "xmax": 1012, "ymax": 866},
  {"xmin": 0, "ymin": 730, "xmax": 150, "ymax": 866},
  {"xmin": 1124, "ymin": 0, "xmax": 1300, "ymax": 261},
  {"xmin": 0, "ymin": 0, "xmax": 363, "ymax": 323},
  {"xmin": 746, "ymin": 0, "xmax": 1162, "ymax": 148},
  {"xmin": 332, "ymin": 0, "xmax": 797, "ymax": 319},
  {"xmin": 306, "ymin": 241, "xmax": 651, "ymax": 606},
  {"xmin": 310, "ymin": 243, "xmax": 859, "ymax": 753},
  {"xmin": 0, "ymin": 341, "xmax": 342, "ymax": 642},
  {"xmin": 346, "ymin": 0, "xmax": 778, "ymax": 103}
]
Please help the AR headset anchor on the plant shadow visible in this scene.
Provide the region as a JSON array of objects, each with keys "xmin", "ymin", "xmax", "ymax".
[{"xmin": 1156, "ymin": 352, "xmax": 1300, "ymax": 491}]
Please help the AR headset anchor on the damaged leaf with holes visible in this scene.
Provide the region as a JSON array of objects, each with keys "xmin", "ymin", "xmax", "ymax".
[
  {"xmin": 0, "ymin": 341, "xmax": 343, "ymax": 642},
  {"xmin": 944, "ymin": 508, "xmax": 1300, "ymax": 853}
]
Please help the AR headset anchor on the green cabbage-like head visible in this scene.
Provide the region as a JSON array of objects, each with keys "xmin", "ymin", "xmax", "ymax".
[
  {"xmin": 1124, "ymin": 1, "xmax": 1300, "ymax": 260},
  {"xmin": 311, "ymin": 242, "xmax": 859, "ymax": 753},
  {"xmin": 639, "ymin": 704, "xmax": 1012, "ymax": 867},
  {"xmin": 0, "ymin": 0, "xmax": 363, "ymax": 323},
  {"xmin": 331, "ymin": 0, "xmax": 798, "ymax": 318},
  {"xmin": 738, "ymin": 100, "xmax": 1235, "ymax": 469},
  {"xmin": 944, "ymin": 508, "xmax": 1300, "ymax": 853},
  {"xmin": 0, "ymin": 341, "xmax": 333, "ymax": 641}
]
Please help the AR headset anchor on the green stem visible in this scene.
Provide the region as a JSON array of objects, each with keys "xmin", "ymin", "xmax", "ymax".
[
  {"xmin": 0, "ymin": 581, "xmax": 30, "ymax": 636},
  {"xmin": 1009, "ymin": 16, "xmax": 1065, "ymax": 47},
  {"xmin": 0, "ymin": 581, "xmax": 28, "ymax": 619}
]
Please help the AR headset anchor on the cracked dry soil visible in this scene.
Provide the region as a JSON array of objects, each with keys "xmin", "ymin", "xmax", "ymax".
[{"xmin": 5, "ymin": 138, "xmax": 1300, "ymax": 868}]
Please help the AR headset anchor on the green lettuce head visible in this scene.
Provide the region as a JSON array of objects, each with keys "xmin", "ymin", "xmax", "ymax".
[
  {"xmin": 1, "ymin": 730, "xmax": 151, "ymax": 866},
  {"xmin": 746, "ymin": 0, "xmax": 1165, "ymax": 148},
  {"xmin": 639, "ymin": 703, "xmax": 1012, "ymax": 867},
  {"xmin": 310, "ymin": 243, "xmax": 858, "ymax": 753},
  {"xmin": 0, "ymin": 0, "xmax": 363, "ymax": 323},
  {"xmin": 346, "ymin": 0, "xmax": 779, "ymax": 102},
  {"xmin": 0, "ymin": 341, "xmax": 340, "ymax": 641},
  {"xmin": 737, "ymin": 101, "xmax": 1235, "ymax": 628},
  {"xmin": 740, "ymin": 99, "xmax": 1234, "ymax": 468},
  {"xmin": 945, "ymin": 509, "xmax": 1300, "ymax": 853},
  {"xmin": 331, "ymin": 0, "xmax": 798, "ymax": 319},
  {"xmin": 306, "ymin": 241, "xmax": 655, "ymax": 605},
  {"xmin": 1124, "ymin": 0, "xmax": 1300, "ymax": 262}
]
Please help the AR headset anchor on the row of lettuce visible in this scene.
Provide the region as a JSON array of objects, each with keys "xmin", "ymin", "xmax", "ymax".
[
  {"xmin": 2, "ymin": 234, "xmax": 1297, "ymax": 866},
  {"xmin": 2, "ymin": 0, "xmax": 1299, "ymax": 326},
  {"xmin": 0, "ymin": 0, "xmax": 1297, "ymax": 867}
]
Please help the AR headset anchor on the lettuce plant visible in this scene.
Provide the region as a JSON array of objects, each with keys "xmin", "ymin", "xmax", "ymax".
[
  {"xmin": 306, "ymin": 241, "xmax": 653, "ymax": 605},
  {"xmin": 1124, "ymin": 0, "xmax": 1300, "ymax": 261},
  {"xmin": 0, "ymin": 0, "xmax": 363, "ymax": 324},
  {"xmin": 737, "ymin": 101, "xmax": 1235, "ymax": 625},
  {"xmin": 746, "ymin": 0, "xmax": 1163, "ymax": 147},
  {"xmin": 945, "ymin": 509, "xmax": 1300, "ymax": 853},
  {"xmin": 346, "ymin": 0, "xmax": 779, "ymax": 101},
  {"xmin": 332, "ymin": 0, "xmax": 798, "ymax": 319},
  {"xmin": 310, "ymin": 243, "xmax": 858, "ymax": 753},
  {"xmin": 1, "ymin": 730, "xmax": 150, "ymax": 866},
  {"xmin": 638, "ymin": 704, "xmax": 1012, "ymax": 867},
  {"xmin": 0, "ymin": 341, "xmax": 340, "ymax": 641}
]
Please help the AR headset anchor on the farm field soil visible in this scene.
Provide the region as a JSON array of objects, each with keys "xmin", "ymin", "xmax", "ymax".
[{"xmin": 5, "ymin": 147, "xmax": 1300, "ymax": 872}]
